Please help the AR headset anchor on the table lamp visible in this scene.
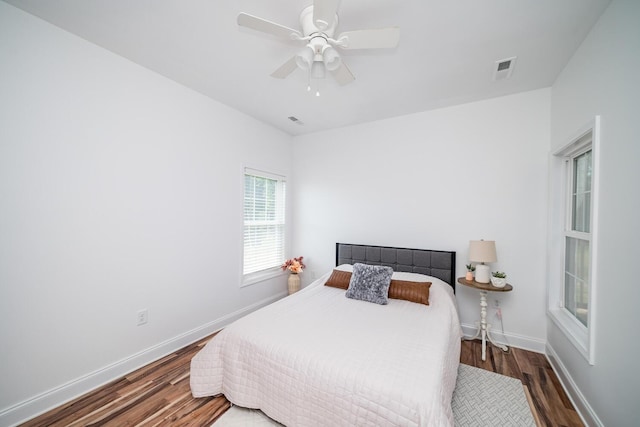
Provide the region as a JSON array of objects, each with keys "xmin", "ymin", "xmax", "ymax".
[{"xmin": 469, "ymin": 240, "xmax": 497, "ymax": 283}]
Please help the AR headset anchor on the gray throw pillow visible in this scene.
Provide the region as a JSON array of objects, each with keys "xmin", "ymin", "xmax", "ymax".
[{"xmin": 345, "ymin": 263, "xmax": 394, "ymax": 305}]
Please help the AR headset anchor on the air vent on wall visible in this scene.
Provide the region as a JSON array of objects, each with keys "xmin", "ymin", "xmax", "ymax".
[
  {"xmin": 493, "ymin": 56, "xmax": 517, "ymax": 81},
  {"xmin": 288, "ymin": 116, "xmax": 304, "ymax": 125}
]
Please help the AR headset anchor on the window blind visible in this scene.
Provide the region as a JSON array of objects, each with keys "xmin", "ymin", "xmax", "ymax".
[{"xmin": 243, "ymin": 168, "xmax": 286, "ymax": 276}]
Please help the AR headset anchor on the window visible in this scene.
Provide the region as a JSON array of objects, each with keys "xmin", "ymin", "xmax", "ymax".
[
  {"xmin": 548, "ymin": 117, "xmax": 599, "ymax": 365},
  {"xmin": 564, "ymin": 148, "xmax": 592, "ymax": 327},
  {"xmin": 242, "ymin": 168, "xmax": 286, "ymax": 285}
]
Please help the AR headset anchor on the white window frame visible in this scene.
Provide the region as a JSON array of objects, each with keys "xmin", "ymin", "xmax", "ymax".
[
  {"xmin": 547, "ymin": 116, "xmax": 600, "ymax": 365},
  {"xmin": 241, "ymin": 167, "xmax": 287, "ymax": 287}
]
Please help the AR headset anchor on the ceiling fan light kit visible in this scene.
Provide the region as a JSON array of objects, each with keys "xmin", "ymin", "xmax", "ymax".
[
  {"xmin": 311, "ymin": 61, "xmax": 325, "ymax": 79},
  {"xmin": 321, "ymin": 46, "xmax": 341, "ymax": 71},
  {"xmin": 237, "ymin": 0, "xmax": 400, "ymax": 94},
  {"xmin": 295, "ymin": 45, "xmax": 314, "ymax": 70}
]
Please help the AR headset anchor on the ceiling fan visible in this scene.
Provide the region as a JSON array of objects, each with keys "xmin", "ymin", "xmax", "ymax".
[{"xmin": 237, "ymin": 0, "xmax": 400, "ymax": 94}]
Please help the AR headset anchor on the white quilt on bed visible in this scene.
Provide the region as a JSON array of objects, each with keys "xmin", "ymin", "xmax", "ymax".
[{"xmin": 190, "ymin": 270, "xmax": 462, "ymax": 427}]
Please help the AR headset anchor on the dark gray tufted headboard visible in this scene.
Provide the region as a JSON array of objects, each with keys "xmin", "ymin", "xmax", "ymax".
[{"xmin": 336, "ymin": 243, "xmax": 456, "ymax": 292}]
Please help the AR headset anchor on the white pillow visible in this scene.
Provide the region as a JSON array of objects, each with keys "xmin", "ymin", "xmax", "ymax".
[{"xmin": 391, "ymin": 271, "xmax": 431, "ymax": 283}]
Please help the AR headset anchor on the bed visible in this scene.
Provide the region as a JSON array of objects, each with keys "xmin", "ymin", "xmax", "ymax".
[{"xmin": 190, "ymin": 243, "xmax": 461, "ymax": 426}]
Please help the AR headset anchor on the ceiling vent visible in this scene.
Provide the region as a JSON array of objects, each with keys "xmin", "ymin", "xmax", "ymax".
[
  {"xmin": 493, "ymin": 56, "xmax": 517, "ymax": 81},
  {"xmin": 288, "ymin": 116, "xmax": 304, "ymax": 125}
]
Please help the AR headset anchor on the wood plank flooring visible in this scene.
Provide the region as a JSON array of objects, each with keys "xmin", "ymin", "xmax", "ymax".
[
  {"xmin": 460, "ymin": 339, "xmax": 583, "ymax": 427},
  {"xmin": 20, "ymin": 336, "xmax": 583, "ymax": 426}
]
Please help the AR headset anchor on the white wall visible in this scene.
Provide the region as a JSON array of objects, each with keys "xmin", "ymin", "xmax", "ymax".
[
  {"xmin": 5, "ymin": 0, "xmax": 635, "ymax": 425},
  {"xmin": 291, "ymin": 88, "xmax": 550, "ymax": 351},
  {"xmin": 547, "ymin": 0, "xmax": 640, "ymax": 425},
  {"xmin": 0, "ymin": 3, "xmax": 291, "ymax": 424}
]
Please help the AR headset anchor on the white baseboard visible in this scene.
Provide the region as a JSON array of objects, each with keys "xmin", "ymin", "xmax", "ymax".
[
  {"xmin": 545, "ymin": 343, "xmax": 602, "ymax": 427},
  {"xmin": 460, "ymin": 323, "xmax": 546, "ymax": 354},
  {"xmin": 0, "ymin": 291, "xmax": 287, "ymax": 427}
]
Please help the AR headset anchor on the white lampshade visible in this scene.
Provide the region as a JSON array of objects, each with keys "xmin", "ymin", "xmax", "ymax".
[{"xmin": 469, "ymin": 240, "xmax": 497, "ymax": 283}]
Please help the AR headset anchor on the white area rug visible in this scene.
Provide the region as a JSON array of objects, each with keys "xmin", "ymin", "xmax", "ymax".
[
  {"xmin": 452, "ymin": 364, "xmax": 536, "ymax": 426},
  {"xmin": 213, "ymin": 364, "xmax": 536, "ymax": 426}
]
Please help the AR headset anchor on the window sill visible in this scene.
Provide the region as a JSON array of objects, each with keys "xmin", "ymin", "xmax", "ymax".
[
  {"xmin": 547, "ymin": 307, "xmax": 594, "ymax": 365},
  {"xmin": 241, "ymin": 268, "xmax": 285, "ymax": 287}
]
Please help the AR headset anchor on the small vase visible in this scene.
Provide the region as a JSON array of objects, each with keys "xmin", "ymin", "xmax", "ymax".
[
  {"xmin": 465, "ymin": 271, "xmax": 474, "ymax": 281},
  {"xmin": 287, "ymin": 273, "xmax": 301, "ymax": 295}
]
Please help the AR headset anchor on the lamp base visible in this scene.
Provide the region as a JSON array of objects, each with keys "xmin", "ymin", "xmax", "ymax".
[{"xmin": 475, "ymin": 264, "xmax": 491, "ymax": 283}]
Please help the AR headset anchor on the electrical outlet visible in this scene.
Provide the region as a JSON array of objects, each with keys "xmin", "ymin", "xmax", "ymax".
[
  {"xmin": 137, "ymin": 309, "xmax": 148, "ymax": 326},
  {"xmin": 494, "ymin": 299, "xmax": 500, "ymax": 308}
]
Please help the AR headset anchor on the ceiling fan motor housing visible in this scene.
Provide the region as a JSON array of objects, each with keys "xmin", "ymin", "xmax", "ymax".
[
  {"xmin": 297, "ymin": 6, "xmax": 341, "ymax": 73},
  {"xmin": 299, "ymin": 5, "xmax": 338, "ymax": 37}
]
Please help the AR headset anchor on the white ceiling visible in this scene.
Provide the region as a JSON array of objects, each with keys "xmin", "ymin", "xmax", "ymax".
[{"xmin": 4, "ymin": 0, "xmax": 611, "ymax": 136}]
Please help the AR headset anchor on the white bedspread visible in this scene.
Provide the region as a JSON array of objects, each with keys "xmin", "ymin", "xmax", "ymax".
[{"xmin": 190, "ymin": 271, "xmax": 462, "ymax": 426}]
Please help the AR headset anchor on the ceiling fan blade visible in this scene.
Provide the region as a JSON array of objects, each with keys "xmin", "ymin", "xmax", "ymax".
[
  {"xmin": 331, "ymin": 62, "xmax": 355, "ymax": 85},
  {"xmin": 337, "ymin": 27, "xmax": 400, "ymax": 50},
  {"xmin": 271, "ymin": 56, "xmax": 299, "ymax": 79},
  {"xmin": 313, "ymin": 0, "xmax": 340, "ymax": 31},
  {"xmin": 237, "ymin": 13, "xmax": 301, "ymax": 39}
]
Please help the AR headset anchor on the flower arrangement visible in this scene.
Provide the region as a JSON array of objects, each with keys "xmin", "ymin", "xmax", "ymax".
[{"xmin": 281, "ymin": 256, "xmax": 306, "ymax": 274}]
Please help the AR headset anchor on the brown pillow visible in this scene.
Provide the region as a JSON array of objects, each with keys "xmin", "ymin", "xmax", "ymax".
[
  {"xmin": 324, "ymin": 269, "xmax": 351, "ymax": 290},
  {"xmin": 388, "ymin": 279, "xmax": 431, "ymax": 305},
  {"xmin": 324, "ymin": 269, "xmax": 431, "ymax": 305}
]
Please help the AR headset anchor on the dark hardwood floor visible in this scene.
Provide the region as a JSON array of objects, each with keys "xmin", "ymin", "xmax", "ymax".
[
  {"xmin": 20, "ymin": 335, "xmax": 583, "ymax": 426},
  {"xmin": 460, "ymin": 339, "xmax": 583, "ymax": 427}
]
